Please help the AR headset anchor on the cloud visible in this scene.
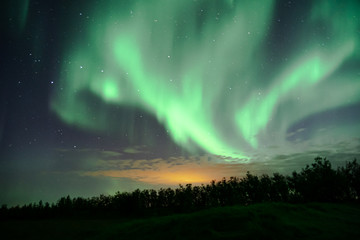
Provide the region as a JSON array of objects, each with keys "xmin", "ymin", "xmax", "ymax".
[
  {"xmin": 51, "ymin": 138, "xmax": 360, "ymax": 187},
  {"xmin": 123, "ymin": 146, "xmax": 148, "ymax": 154},
  {"xmin": 51, "ymin": 148, "xmax": 123, "ymax": 171},
  {"xmin": 79, "ymin": 155, "xmax": 250, "ymax": 185}
]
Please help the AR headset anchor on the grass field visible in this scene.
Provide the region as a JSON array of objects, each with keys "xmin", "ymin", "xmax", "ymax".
[{"xmin": 1, "ymin": 202, "xmax": 360, "ymax": 239}]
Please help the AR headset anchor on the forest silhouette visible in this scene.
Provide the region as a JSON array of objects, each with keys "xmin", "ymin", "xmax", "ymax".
[{"xmin": 1, "ymin": 157, "xmax": 359, "ymax": 220}]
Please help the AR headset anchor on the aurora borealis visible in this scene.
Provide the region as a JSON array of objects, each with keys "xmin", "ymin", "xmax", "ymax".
[{"xmin": 1, "ymin": 0, "xmax": 360, "ymax": 206}]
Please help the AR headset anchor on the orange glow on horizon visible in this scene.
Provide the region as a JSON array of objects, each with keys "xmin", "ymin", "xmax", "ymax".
[
  {"xmin": 80, "ymin": 158, "xmax": 249, "ymax": 185},
  {"xmin": 82, "ymin": 167, "xmax": 217, "ymax": 185}
]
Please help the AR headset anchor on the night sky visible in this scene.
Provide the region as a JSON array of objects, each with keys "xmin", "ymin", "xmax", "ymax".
[{"xmin": 1, "ymin": 0, "xmax": 360, "ymax": 206}]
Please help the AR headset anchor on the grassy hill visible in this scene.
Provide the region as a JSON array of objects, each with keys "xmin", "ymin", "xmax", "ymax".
[{"xmin": 2, "ymin": 202, "xmax": 360, "ymax": 239}]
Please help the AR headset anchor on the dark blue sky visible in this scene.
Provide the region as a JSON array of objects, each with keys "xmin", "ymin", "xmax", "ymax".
[{"xmin": 1, "ymin": 0, "xmax": 359, "ymax": 206}]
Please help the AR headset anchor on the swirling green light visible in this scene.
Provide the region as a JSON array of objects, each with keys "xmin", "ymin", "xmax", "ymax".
[{"xmin": 50, "ymin": 0, "xmax": 360, "ymax": 161}]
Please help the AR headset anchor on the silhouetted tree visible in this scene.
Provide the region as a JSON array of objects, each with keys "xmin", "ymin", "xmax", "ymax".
[
  {"xmin": 338, "ymin": 159, "xmax": 360, "ymax": 200},
  {"xmin": 271, "ymin": 173, "xmax": 289, "ymax": 202},
  {"xmin": 2, "ymin": 157, "xmax": 359, "ymax": 219}
]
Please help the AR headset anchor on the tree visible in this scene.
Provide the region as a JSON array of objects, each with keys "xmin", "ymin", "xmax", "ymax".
[
  {"xmin": 338, "ymin": 159, "xmax": 360, "ymax": 200},
  {"xmin": 290, "ymin": 157, "xmax": 341, "ymax": 202}
]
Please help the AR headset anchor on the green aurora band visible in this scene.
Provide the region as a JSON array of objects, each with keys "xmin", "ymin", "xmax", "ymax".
[{"xmin": 51, "ymin": 0, "xmax": 360, "ymax": 161}]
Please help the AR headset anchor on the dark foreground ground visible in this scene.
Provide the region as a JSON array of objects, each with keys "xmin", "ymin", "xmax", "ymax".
[{"xmin": 1, "ymin": 202, "xmax": 360, "ymax": 239}]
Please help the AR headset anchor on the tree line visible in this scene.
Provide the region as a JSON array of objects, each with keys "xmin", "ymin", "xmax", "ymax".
[{"xmin": 1, "ymin": 157, "xmax": 359, "ymax": 219}]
